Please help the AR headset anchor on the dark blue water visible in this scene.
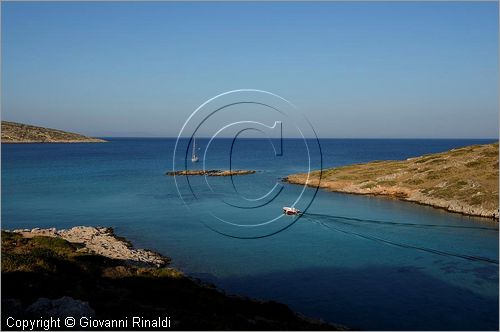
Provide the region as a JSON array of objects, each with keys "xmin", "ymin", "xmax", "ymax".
[{"xmin": 2, "ymin": 138, "xmax": 498, "ymax": 330}]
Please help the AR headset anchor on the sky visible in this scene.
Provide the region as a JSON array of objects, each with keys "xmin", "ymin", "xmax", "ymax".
[{"xmin": 1, "ymin": 1, "xmax": 498, "ymax": 138}]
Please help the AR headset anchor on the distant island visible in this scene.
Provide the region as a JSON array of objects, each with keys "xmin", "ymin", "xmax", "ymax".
[
  {"xmin": 285, "ymin": 142, "xmax": 499, "ymax": 219},
  {"xmin": 167, "ymin": 170, "xmax": 256, "ymax": 176},
  {"xmin": 1, "ymin": 121, "xmax": 106, "ymax": 143},
  {"xmin": 1, "ymin": 227, "xmax": 343, "ymax": 330}
]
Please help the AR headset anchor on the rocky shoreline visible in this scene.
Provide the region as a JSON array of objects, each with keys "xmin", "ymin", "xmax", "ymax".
[
  {"xmin": 2, "ymin": 226, "xmax": 346, "ymax": 330},
  {"xmin": 166, "ymin": 169, "xmax": 256, "ymax": 176},
  {"xmin": 284, "ymin": 143, "xmax": 499, "ymax": 220},
  {"xmin": 7, "ymin": 226, "xmax": 169, "ymax": 267},
  {"xmin": 285, "ymin": 175, "xmax": 498, "ymax": 219}
]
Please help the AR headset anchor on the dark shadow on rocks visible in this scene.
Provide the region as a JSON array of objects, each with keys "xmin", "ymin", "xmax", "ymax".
[{"xmin": 1, "ymin": 232, "xmax": 345, "ymax": 331}]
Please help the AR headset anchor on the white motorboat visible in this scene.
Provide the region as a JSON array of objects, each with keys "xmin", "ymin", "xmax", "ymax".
[{"xmin": 282, "ymin": 206, "xmax": 301, "ymax": 215}]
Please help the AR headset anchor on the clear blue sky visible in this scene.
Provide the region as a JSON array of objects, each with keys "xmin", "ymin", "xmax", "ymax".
[{"xmin": 1, "ymin": 1, "xmax": 498, "ymax": 138}]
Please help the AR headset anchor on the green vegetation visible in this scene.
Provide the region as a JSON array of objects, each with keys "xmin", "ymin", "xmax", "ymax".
[
  {"xmin": 1, "ymin": 232, "xmax": 341, "ymax": 330},
  {"xmin": 404, "ymin": 179, "xmax": 424, "ymax": 185},
  {"xmin": 377, "ymin": 180, "xmax": 397, "ymax": 186},
  {"xmin": 1, "ymin": 121, "xmax": 106, "ymax": 143},
  {"xmin": 286, "ymin": 142, "xmax": 499, "ymax": 219}
]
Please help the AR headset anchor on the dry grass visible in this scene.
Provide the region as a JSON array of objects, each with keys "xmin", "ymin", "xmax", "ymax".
[
  {"xmin": 1, "ymin": 231, "xmax": 344, "ymax": 330},
  {"xmin": 286, "ymin": 142, "xmax": 499, "ymax": 219},
  {"xmin": 1, "ymin": 121, "xmax": 106, "ymax": 143}
]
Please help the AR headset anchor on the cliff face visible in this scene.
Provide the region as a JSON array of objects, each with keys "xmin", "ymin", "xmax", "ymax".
[
  {"xmin": 285, "ymin": 142, "xmax": 499, "ymax": 219},
  {"xmin": 1, "ymin": 121, "xmax": 106, "ymax": 143}
]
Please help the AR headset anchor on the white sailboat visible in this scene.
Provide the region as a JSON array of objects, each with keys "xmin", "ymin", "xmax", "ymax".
[{"xmin": 191, "ymin": 137, "xmax": 199, "ymax": 163}]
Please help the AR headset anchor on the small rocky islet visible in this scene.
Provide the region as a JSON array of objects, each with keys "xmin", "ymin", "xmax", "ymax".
[{"xmin": 166, "ymin": 169, "xmax": 256, "ymax": 176}]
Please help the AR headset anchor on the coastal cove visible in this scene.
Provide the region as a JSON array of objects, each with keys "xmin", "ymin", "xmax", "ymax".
[
  {"xmin": 2, "ymin": 138, "xmax": 499, "ymax": 330},
  {"xmin": 2, "ymin": 1, "xmax": 498, "ymax": 330}
]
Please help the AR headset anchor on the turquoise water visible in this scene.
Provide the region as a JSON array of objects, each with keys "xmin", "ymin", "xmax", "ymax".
[{"xmin": 2, "ymin": 138, "xmax": 498, "ymax": 330}]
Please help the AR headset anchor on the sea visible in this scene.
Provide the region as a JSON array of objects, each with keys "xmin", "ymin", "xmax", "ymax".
[{"xmin": 2, "ymin": 138, "xmax": 498, "ymax": 330}]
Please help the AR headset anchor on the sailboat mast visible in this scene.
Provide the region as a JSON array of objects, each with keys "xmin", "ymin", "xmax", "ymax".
[{"xmin": 192, "ymin": 137, "xmax": 196, "ymax": 158}]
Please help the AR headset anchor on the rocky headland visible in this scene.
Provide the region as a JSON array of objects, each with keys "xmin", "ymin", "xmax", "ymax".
[
  {"xmin": 1, "ymin": 121, "xmax": 106, "ymax": 143},
  {"xmin": 1, "ymin": 227, "xmax": 345, "ymax": 330},
  {"xmin": 284, "ymin": 142, "xmax": 499, "ymax": 219},
  {"xmin": 8, "ymin": 226, "xmax": 168, "ymax": 267}
]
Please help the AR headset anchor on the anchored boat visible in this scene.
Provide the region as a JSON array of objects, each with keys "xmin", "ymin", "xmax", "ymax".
[{"xmin": 191, "ymin": 137, "xmax": 199, "ymax": 163}]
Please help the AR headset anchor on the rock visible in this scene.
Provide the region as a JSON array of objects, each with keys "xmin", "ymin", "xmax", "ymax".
[
  {"xmin": 27, "ymin": 296, "xmax": 95, "ymax": 319},
  {"xmin": 285, "ymin": 142, "xmax": 499, "ymax": 220},
  {"xmin": 166, "ymin": 169, "xmax": 256, "ymax": 176},
  {"xmin": 2, "ymin": 299, "xmax": 24, "ymax": 318},
  {"xmin": 12, "ymin": 226, "xmax": 170, "ymax": 267}
]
